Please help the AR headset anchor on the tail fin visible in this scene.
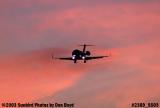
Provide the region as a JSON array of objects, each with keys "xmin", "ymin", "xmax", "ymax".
[{"xmin": 78, "ymin": 44, "xmax": 95, "ymax": 53}]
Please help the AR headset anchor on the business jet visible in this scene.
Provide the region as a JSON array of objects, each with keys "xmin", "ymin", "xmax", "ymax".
[{"xmin": 53, "ymin": 44, "xmax": 109, "ymax": 63}]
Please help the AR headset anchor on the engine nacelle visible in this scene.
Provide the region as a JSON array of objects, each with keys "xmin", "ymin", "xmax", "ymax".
[{"xmin": 86, "ymin": 51, "xmax": 91, "ymax": 56}]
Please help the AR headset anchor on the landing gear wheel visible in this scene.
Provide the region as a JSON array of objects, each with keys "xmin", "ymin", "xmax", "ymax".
[{"xmin": 74, "ymin": 60, "xmax": 77, "ymax": 63}]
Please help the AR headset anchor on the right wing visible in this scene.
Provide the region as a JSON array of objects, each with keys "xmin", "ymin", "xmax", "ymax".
[{"xmin": 85, "ymin": 56, "xmax": 109, "ymax": 60}]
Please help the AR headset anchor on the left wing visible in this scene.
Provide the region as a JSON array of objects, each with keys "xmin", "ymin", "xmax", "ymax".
[
  {"xmin": 85, "ymin": 56, "xmax": 109, "ymax": 60},
  {"xmin": 56, "ymin": 57, "xmax": 73, "ymax": 60},
  {"xmin": 52, "ymin": 55, "xmax": 73, "ymax": 60}
]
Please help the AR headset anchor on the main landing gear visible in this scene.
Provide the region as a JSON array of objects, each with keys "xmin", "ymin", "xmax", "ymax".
[{"xmin": 74, "ymin": 60, "xmax": 77, "ymax": 63}]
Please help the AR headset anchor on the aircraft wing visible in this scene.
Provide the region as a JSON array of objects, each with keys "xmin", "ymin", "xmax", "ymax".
[
  {"xmin": 85, "ymin": 56, "xmax": 109, "ymax": 60},
  {"xmin": 56, "ymin": 57, "xmax": 73, "ymax": 60}
]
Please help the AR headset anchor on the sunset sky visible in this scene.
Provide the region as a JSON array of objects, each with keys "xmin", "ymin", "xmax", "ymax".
[{"xmin": 0, "ymin": 0, "xmax": 160, "ymax": 108}]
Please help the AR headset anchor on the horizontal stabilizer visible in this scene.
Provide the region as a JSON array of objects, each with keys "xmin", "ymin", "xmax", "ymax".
[{"xmin": 78, "ymin": 44, "xmax": 95, "ymax": 46}]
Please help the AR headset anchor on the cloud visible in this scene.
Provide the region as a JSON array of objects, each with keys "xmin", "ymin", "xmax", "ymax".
[
  {"xmin": 0, "ymin": 48, "xmax": 92, "ymax": 102},
  {"xmin": 1, "ymin": 2, "xmax": 159, "ymax": 56},
  {"xmin": 38, "ymin": 38, "xmax": 160, "ymax": 108}
]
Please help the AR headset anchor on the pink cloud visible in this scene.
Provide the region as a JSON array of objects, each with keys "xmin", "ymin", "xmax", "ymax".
[
  {"xmin": 28, "ymin": 3, "xmax": 160, "ymax": 48},
  {"xmin": 87, "ymin": 39, "xmax": 160, "ymax": 107},
  {"xmin": 38, "ymin": 38, "xmax": 160, "ymax": 108},
  {"xmin": 0, "ymin": 48, "xmax": 90, "ymax": 102}
]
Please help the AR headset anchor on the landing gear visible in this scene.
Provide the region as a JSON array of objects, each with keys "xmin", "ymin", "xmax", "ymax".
[{"xmin": 74, "ymin": 60, "xmax": 77, "ymax": 63}]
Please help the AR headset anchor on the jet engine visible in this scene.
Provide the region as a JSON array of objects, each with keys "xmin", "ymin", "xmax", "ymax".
[{"xmin": 86, "ymin": 51, "xmax": 91, "ymax": 56}]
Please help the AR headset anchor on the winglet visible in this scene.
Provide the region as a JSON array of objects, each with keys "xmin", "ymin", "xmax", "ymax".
[
  {"xmin": 108, "ymin": 49, "xmax": 112, "ymax": 57},
  {"xmin": 105, "ymin": 49, "xmax": 111, "ymax": 57}
]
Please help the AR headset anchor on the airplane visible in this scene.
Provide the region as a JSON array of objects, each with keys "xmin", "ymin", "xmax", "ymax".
[{"xmin": 53, "ymin": 44, "xmax": 109, "ymax": 63}]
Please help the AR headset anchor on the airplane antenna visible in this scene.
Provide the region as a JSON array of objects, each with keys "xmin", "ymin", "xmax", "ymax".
[{"xmin": 108, "ymin": 49, "xmax": 112, "ymax": 57}]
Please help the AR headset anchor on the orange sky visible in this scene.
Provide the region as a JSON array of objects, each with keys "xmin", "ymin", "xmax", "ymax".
[{"xmin": 0, "ymin": 0, "xmax": 160, "ymax": 108}]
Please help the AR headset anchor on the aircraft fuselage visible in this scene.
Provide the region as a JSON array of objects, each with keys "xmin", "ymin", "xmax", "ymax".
[{"xmin": 72, "ymin": 49, "xmax": 90, "ymax": 63}]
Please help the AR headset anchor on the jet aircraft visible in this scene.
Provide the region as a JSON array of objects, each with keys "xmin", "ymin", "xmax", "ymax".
[{"xmin": 53, "ymin": 44, "xmax": 109, "ymax": 63}]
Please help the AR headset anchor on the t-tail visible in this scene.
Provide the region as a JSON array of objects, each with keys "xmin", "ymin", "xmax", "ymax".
[{"xmin": 78, "ymin": 44, "xmax": 95, "ymax": 53}]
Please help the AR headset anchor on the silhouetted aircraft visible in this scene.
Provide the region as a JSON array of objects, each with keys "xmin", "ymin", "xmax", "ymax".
[{"xmin": 53, "ymin": 44, "xmax": 109, "ymax": 63}]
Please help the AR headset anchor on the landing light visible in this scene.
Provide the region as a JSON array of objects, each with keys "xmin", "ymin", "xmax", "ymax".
[
  {"xmin": 72, "ymin": 56, "xmax": 75, "ymax": 59},
  {"xmin": 82, "ymin": 56, "xmax": 85, "ymax": 59}
]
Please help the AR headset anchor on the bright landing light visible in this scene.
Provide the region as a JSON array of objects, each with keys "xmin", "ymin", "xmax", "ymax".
[
  {"xmin": 72, "ymin": 55, "xmax": 76, "ymax": 59},
  {"xmin": 82, "ymin": 56, "xmax": 85, "ymax": 60}
]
